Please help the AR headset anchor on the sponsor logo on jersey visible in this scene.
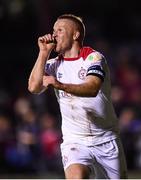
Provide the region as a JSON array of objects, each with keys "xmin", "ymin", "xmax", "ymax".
[
  {"xmin": 78, "ymin": 67, "xmax": 87, "ymax": 80},
  {"xmin": 60, "ymin": 91, "xmax": 72, "ymax": 98},
  {"xmin": 57, "ymin": 72, "xmax": 63, "ymax": 80}
]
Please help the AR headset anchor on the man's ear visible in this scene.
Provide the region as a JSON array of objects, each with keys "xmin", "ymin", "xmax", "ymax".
[{"xmin": 73, "ymin": 31, "xmax": 80, "ymax": 40}]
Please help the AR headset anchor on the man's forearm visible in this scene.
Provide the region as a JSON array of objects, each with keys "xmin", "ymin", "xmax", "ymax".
[
  {"xmin": 28, "ymin": 51, "xmax": 51, "ymax": 93},
  {"xmin": 55, "ymin": 81, "xmax": 100, "ymax": 97},
  {"xmin": 42, "ymin": 73, "xmax": 102, "ymax": 97}
]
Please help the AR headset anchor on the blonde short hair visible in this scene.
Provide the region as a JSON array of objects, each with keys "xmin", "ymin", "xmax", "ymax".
[{"xmin": 57, "ymin": 14, "xmax": 85, "ymax": 44}]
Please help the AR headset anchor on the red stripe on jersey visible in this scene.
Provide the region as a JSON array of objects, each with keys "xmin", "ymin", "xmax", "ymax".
[{"xmin": 63, "ymin": 47, "xmax": 95, "ymax": 61}]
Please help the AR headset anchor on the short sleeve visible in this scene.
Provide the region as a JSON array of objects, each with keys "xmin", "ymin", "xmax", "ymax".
[
  {"xmin": 86, "ymin": 52, "xmax": 106, "ymax": 81},
  {"xmin": 44, "ymin": 59, "xmax": 57, "ymax": 77}
]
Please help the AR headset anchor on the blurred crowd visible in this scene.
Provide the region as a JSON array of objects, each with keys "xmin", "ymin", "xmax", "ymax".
[{"xmin": 0, "ymin": 92, "xmax": 64, "ymax": 178}]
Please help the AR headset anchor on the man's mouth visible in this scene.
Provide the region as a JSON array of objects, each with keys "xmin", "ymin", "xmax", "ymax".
[{"xmin": 53, "ymin": 39, "xmax": 57, "ymax": 44}]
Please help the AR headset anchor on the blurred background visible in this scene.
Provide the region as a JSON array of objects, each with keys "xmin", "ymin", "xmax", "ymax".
[{"xmin": 0, "ymin": 0, "xmax": 141, "ymax": 178}]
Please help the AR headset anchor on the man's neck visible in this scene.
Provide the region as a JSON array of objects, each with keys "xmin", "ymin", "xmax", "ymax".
[{"xmin": 63, "ymin": 44, "xmax": 81, "ymax": 58}]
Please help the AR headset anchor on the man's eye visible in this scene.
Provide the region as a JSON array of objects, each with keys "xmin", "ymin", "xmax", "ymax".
[{"xmin": 58, "ymin": 29, "xmax": 62, "ymax": 32}]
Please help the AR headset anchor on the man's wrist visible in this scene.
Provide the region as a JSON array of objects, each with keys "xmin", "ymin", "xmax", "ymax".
[
  {"xmin": 55, "ymin": 81, "xmax": 66, "ymax": 91},
  {"xmin": 39, "ymin": 50, "xmax": 51, "ymax": 59}
]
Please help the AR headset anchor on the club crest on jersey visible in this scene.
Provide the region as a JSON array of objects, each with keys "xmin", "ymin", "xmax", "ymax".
[{"xmin": 78, "ymin": 67, "xmax": 86, "ymax": 80}]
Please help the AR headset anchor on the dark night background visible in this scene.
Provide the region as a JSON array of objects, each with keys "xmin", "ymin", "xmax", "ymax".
[{"xmin": 0, "ymin": 0, "xmax": 141, "ymax": 178}]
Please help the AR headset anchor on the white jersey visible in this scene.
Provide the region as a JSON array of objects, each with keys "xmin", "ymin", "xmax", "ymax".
[{"xmin": 45, "ymin": 47, "xmax": 119, "ymax": 146}]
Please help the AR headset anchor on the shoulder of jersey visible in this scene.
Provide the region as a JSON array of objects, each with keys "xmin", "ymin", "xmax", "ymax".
[
  {"xmin": 82, "ymin": 47, "xmax": 103, "ymax": 62},
  {"xmin": 47, "ymin": 57, "xmax": 59, "ymax": 64}
]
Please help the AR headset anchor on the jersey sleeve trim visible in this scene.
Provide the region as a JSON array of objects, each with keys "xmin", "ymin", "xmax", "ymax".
[{"xmin": 63, "ymin": 47, "xmax": 95, "ymax": 61}]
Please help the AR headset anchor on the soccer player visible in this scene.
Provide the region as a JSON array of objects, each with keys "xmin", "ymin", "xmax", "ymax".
[{"xmin": 28, "ymin": 14, "xmax": 128, "ymax": 179}]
